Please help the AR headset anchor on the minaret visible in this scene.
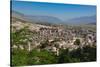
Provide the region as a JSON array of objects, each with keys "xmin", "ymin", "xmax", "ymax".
[{"xmin": 28, "ymin": 41, "xmax": 31, "ymax": 51}]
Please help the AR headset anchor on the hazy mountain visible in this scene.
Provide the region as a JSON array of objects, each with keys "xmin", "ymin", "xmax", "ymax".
[
  {"xmin": 11, "ymin": 11, "xmax": 96, "ymax": 25},
  {"xmin": 24, "ymin": 15, "xmax": 63, "ymax": 24},
  {"xmin": 11, "ymin": 10, "xmax": 26, "ymax": 20},
  {"xmin": 66, "ymin": 15, "xmax": 96, "ymax": 25},
  {"xmin": 87, "ymin": 22, "xmax": 96, "ymax": 25},
  {"xmin": 11, "ymin": 11, "xmax": 63, "ymax": 24}
]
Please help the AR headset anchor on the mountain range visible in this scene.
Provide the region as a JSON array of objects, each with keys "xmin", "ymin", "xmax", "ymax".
[
  {"xmin": 11, "ymin": 10, "xmax": 96, "ymax": 25},
  {"xmin": 66, "ymin": 15, "xmax": 96, "ymax": 25},
  {"xmin": 12, "ymin": 11, "xmax": 63, "ymax": 24}
]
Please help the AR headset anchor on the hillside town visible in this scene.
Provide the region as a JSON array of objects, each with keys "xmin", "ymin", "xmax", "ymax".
[
  {"xmin": 11, "ymin": 18, "xmax": 96, "ymax": 56},
  {"xmin": 11, "ymin": 1, "xmax": 96, "ymax": 65}
]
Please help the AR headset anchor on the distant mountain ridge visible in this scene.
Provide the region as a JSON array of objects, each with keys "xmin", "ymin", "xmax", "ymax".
[
  {"xmin": 11, "ymin": 10, "xmax": 96, "ymax": 25},
  {"xmin": 87, "ymin": 22, "xmax": 96, "ymax": 25},
  {"xmin": 11, "ymin": 10, "xmax": 63, "ymax": 24},
  {"xmin": 66, "ymin": 15, "xmax": 96, "ymax": 25}
]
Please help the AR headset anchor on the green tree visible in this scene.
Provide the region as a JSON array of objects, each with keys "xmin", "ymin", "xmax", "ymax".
[
  {"xmin": 70, "ymin": 45, "xmax": 96, "ymax": 62},
  {"xmin": 27, "ymin": 49, "xmax": 57, "ymax": 65},
  {"xmin": 40, "ymin": 39, "xmax": 49, "ymax": 49},
  {"xmin": 58, "ymin": 49, "xmax": 73, "ymax": 63},
  {"xmin": 74, "ymin": 39, "xmax": 80, "ymax": 45},
  {"xmin": 81, "ymin": 45, "xmax": 96, "ymax": 62},
  {"xmin": 11, "ymin": 49, "xmax": 28, "ymax": 66}
]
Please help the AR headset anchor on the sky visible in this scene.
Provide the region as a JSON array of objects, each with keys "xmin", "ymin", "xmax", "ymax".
[{"xmin": 11, "ymin": 0, "xmax": 96, "ymax": 21}]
